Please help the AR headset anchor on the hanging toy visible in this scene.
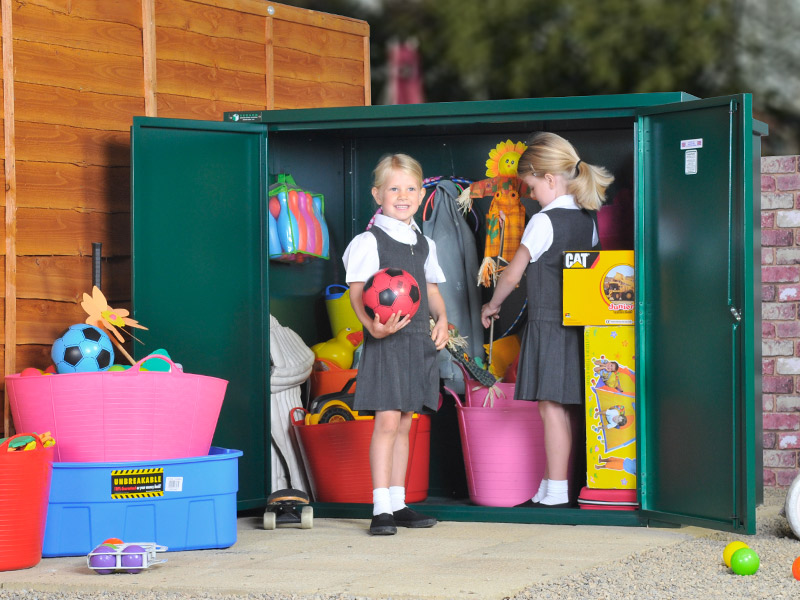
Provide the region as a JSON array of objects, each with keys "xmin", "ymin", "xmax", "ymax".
[
  {"xmin": 474, "ymin": 176, "xmax": 527, "ymax": 287},
  {"xmin": 485, "ymin": 139, "xmax": 527, "ymax": 178}
]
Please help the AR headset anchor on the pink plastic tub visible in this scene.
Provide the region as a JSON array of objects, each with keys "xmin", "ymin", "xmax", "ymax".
[
  {"xmin": 6, "ymin": 355, "xmax": 227, "ymax": 462},
  {"xmin": 445, "ymin": 372, "xmax": 546, "ymax": 507}
]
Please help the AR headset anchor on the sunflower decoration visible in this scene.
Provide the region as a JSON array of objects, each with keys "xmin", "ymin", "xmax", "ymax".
[
  {"xmin": 81, "ymin": 286, "xmax": 148, "ymax": 364},
  {"xmin": 485, "ymin": 139, "xmax": 527, "ymax": 177}
]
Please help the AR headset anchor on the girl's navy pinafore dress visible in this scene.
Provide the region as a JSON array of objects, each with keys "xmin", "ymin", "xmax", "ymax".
[
  {"xmin": 515, "ymin": 208, "xmax": 595, "ymax": 405},
  {"xmin": 353, "ymin": 227, "xmax": 439, "ymax": 414}
]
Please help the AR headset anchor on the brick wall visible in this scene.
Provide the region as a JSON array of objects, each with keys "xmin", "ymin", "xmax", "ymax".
[{"xmin": 761, "ymin": 155, "xmax": 800, "ymax": 486}]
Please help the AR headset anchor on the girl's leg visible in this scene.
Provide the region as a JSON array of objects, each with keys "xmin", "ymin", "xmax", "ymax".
[
  {"xmin": 388, "ymin": 411, "xmax": 414, "ymax": 487},
  {"xmin": 371, "ymin": 411, "xmax": 401, "ymax": 486},
  {"xmin": 368, "ymin": 411, "xmax": 402, "ymax": 535},
  {"xmin": 537, "ymin": 400, "xmax": 572, "ymax": 506},
  {"xmin": 386, "ymin": 411, "xmax": 437, "ymax": 528}
]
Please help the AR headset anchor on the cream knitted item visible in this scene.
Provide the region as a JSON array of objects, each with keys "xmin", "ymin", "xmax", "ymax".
[{"xmin": 269, "ymin": 314, "xmax": 314, "ymax": 493}]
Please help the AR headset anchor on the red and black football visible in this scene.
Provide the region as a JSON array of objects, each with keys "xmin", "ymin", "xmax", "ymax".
[{"xmin": 362, "ymin": 268, "xmax": 421, "ymax": 324}]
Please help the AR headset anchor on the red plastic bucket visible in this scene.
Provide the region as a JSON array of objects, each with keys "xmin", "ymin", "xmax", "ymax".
[
  {"xmin": 0, "ymin": 433, "xmax": 53, "ymax": 571},
  {"xmin": 291, "ymin": 409, "xmax": 429, "ymax": 503}
]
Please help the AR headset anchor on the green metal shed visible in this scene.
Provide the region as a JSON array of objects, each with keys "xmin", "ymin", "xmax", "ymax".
[{"xmin": 130, "ymin": 92, "xmax": 765, "ymax": 533}]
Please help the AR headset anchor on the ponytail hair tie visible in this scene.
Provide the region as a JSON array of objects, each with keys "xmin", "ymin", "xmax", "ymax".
[{"xmin": 574, "ymin": 159, "xmax": 582, "ymax": 176}]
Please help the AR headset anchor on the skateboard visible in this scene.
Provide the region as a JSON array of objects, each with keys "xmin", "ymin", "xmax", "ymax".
[{"xmin": 263, "ymin": 488, "xmax": 313, "ymax": 530}]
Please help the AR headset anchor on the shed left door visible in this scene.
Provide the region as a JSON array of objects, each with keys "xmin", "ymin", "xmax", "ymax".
[{"xmin": 131, "ymin": 118, "xmax": 270, "ymax": 509}]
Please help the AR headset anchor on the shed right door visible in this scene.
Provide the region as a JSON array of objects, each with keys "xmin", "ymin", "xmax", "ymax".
[{"xmin": 636, "ymin": 95, "xmax": 759, "ymax": 533}]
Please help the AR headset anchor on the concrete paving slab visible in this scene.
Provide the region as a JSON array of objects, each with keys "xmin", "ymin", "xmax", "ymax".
[{"xmin": 1, "ymin": 513, "xmax": 705, "ymax": 600}]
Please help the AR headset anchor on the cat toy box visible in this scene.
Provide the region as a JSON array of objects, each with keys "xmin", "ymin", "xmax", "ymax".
[
  {"xmin": 42, "ymin": 447, "xmax": 242, "ymax": 557},
  {"xmin": 563, "ymin": 250, "xmax": 635, "ymax": 326},
  {"xmin": 584, "ymin": 326, "xmax": 636, "ymax": 490}
]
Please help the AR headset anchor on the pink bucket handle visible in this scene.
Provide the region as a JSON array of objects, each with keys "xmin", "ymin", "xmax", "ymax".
[
  {"xmin": 290, "ymin": 407, "xmax": 308, "ymax": 426},
  {"xmin": 0, "ymin": 432, "xmax": 45, "ymax": 453},
  {"xmin": 442, "ymin": 386, "xmax": 463, "ymax": 409},
  {"xmin": 115, "ymin": 354, "xmax": 182, "ymax": 376}
]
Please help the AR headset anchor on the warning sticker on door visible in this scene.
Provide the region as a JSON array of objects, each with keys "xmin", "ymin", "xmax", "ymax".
[
  {"xmin": 680, "ymin": 138, "xmax": 703, "ymax": 149},
  {"xmin": 685, "ymin": 149, "xmax": 698, "ymax": 175},
  {"xmin": 111, "ymin": 468, "xmax": 164, "ymax": 499}
]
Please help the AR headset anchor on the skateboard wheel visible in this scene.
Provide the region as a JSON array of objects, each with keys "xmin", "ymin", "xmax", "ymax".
[
  {"xmin": 263, "ymin": 510, "xmax": 277, "ymax": 530},
  {"xmin": 301, "ymin": 505, "xmax": 313, "ymax": 529}
]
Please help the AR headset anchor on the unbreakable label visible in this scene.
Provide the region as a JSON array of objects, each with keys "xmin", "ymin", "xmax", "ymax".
[{"xmin": 111, "ymin": 468, "xmax": 164, "ymax": 499}]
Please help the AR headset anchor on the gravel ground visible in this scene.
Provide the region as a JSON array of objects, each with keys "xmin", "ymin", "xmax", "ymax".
[
  {"xmin": 512, "ymin": 490, "xmax": 799, "ymax": 600},
  {"xmin": 2, "ymin": 488, "xmax": 798, "ymax": 600}
]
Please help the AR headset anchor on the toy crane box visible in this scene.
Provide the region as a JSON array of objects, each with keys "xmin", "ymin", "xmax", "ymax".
[
  {"xmin": 42, "ymin": 447, "xmax": 241, "ymax": 557},
  {"xmin": 584, "ymin": 326, "xmax": 636, "ymax": 490},
  {"xmin": 563, "ymin": 251, "xmax": 635, "ymax": 326}
]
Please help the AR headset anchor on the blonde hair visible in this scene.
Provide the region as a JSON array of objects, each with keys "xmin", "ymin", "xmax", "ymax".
[
  {"xmin": 517, "ymin": 132, "xmax": 614, "ymax": 211},
  {"xmin": 372, "ymin": 153, "xmax": 424, "ymax": 189}
]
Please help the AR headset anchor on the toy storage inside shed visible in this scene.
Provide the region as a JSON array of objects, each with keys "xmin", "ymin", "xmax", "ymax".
[{"xmin": 131, "ymin": 93, "xmax": 763, "ymax": 533}]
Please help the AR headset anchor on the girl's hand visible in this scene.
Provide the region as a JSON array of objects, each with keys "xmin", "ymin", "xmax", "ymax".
[
  {"xmin": 481, "ymin": 302, "xmax": 500, "ymax": 328},
  {"xmin": 430, "ymin": 318, "xmax": 449, "ymax": 350},
  {"xmin": 367, "ymin": 311, "xmax": 410, "ymax": 339}
]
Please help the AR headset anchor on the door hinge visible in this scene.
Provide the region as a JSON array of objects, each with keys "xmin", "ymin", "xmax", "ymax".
[
  {"xmin": 729, "ymin": 100, "xmax": 739, "ymax": 114},
  {"xmin": 730, "ymin": 306, "xmax": 742, "ymax": 322}
]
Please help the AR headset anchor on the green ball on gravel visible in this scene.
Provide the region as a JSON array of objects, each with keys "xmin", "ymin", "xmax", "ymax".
[{"xmin": 730, "ymin": 547, "xmax": 760, "ymax": 576}]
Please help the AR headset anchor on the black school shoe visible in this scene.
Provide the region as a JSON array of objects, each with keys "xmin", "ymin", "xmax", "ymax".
[
  {"xmin": 369, "ymin": 513, "xmax": 397, "ymax": 535},
  {"xmin": 393, "ymin": 507, "xmax": 437, "ymax": 528}
]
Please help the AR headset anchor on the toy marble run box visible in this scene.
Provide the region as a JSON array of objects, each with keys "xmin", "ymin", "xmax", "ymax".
[
  {"xmin": 563, "ymin": 250, "xmax": 634, "ymax": 326},
  {"xmin": 584, "ymin": 326, "xmax": 636, "ymax": 490}
]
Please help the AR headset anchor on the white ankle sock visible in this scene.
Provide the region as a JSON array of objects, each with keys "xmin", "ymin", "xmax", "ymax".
[
  {"xmin": 532, "ymin": 479, "xmax": 549, "ymax": 503},
  {"xmin": 539, "ymin": 479, "xmax": 568, "ymax": 506},
  {"xmin": 373, "ymin": 487, "xmax": 392, "ymax": 516},
  {"xmin": 389, "ymin": 486, "xmax": 406, "ymax": 512}
]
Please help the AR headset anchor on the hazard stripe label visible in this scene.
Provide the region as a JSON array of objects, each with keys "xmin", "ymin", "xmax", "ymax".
[{"xmin": 111, "ymin": 468, "xmax": 164, "ymax": 499}]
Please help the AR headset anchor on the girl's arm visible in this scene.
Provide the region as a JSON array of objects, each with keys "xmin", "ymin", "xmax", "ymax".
[
  {"xmin": 427, "ymin": 283, "xmax": 449, "ymax": 350},
  {"xmin": 480, "ymin": 245, "xmax": 532, "ymax": 328},
  {"xmin": 349, "ymin": 281, "xmax": 410, "ymax": 339}
]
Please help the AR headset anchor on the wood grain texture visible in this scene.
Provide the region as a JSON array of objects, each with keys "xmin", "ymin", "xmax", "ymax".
[
  {"xmin": 14, "ymin": 40, "xmax": 144, "ymax": 97},
  {"xmin": 15, "ymin": 82, "xmax": 145, "ymax": 131},
  {"xmin": 142, "ymin": 0, "xmax": 158, "ymax": 116},
  {"xmin": 273, "ymin": 46, "xmax": 363, "ymax": 87},
  {"xmin": 15, "ymin": 122, "xmax": 130, "ymax": 167},
  {"xmin": 156, "ymin": 23, "xmax": 265, "ymax": 72},
  {"xmin": 17, "ymin": 256, "xmax": 130, "ymax": 302},
  {"xmin": 17, "ymin": 298, "xmax": 94, "ymax": 344},
  {"xmin": 17, "ymin": 208, "xmax": 131, "ymax": 256},
  {"xmin": 22, "ymin": 0, "xmax": 143, "ymax": 28},
  {"xmin": 191, "ymin": 0, "xmax": 369, "ymax": 36},
  {"xmin": 274, "ymin": 20, "xmax": 364, "ymax": 62},
  {"xmin": 13, "ymin": 2, "xmax": 143, "ymax": 55},
  {"xmin": 155, "ymin": 0, "xmax": 265, "ymax": 44},
  {"xmin": 17, "ymin": 344, "xmax": 50, "ymax": 371},
  {"xmin": 155, "ymin": 59, "xmax": 266, "ymax": 103},
  {"xmin": 274, "ymin": 77, "xmax": 364, "ymax": 109},
  {"xmin": 156, "ymin": 93, "xmax": 264, "ymax": 120},
  {"xmin": 4, "ymin": 0, "xmax": 17, "ymax": 427},
  {"xmin": 16, "ymin": 162, "xmax": 130, "ymax": 212}
]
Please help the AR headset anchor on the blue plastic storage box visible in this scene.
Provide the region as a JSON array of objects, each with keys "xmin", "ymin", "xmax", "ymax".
[{"xmin": 43, "ymin": 447, "xmax": 242, "ymax": 557}]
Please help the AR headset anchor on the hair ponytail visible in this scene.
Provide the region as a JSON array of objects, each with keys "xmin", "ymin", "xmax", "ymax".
[{"xmin": 518, "ymin": 132, "xmax": 614, "ymax": 211}]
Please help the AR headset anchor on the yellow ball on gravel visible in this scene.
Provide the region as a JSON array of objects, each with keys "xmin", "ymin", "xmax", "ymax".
[{"xmin": 723, "ymin": 541, "xmax": 749, "ymax": 567}]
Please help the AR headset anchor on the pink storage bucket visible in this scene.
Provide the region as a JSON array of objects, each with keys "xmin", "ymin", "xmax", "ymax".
[
  {"xmin": 6, "ymin": 355, "xmax": 227, "ymax": 462},
  {"xmin": 445, "ymin": 367, "xmax": 546, "ymax": 507}
]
